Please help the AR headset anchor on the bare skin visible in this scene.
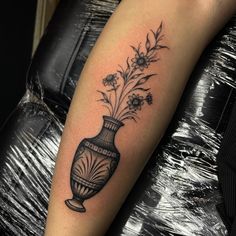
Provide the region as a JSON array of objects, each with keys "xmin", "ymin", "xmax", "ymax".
[{"xmin": 45, "ymin": 1, "xmax": 236, "ymax": 235}]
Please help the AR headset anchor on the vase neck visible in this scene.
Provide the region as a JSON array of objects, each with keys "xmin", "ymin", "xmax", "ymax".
[{"xmin": 95, "ymin": 116, "xmax": 124, "ymax": 145}]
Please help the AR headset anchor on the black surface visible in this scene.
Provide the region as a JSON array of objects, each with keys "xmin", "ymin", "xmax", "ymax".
[{"xmin": 0, "ymin": 1, "xmax": 37, "ymax": 127}]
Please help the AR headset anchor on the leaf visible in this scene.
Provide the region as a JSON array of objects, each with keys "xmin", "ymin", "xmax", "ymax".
[
  {"xmin": 158, "ymin": 45, "xmax": 169, "ymax": 50},
  {"xmin": 130, "ymin": 45, "xmax": 139, "ymax": 54},
  {"xmin": 107, "ymin": 84, "xmax": 120, "ymax": 92},
  {"xmin": 155, "ymin": 22, "xmax": 163, "ymax": 40},
  {"xmin": 97, "ymin": 90, "xmax": 110, "ymax": 103},
  {"xmin": 102, "ymin": 105, "xmax": 112, "ymax": 116},
  {"xmin": 149, "ymin": 59, "xmax": 158, "ymax": 63},
  {"xmin": 131, "ymin": 87, "xmax": 150, "ymax": 92},
  {"xmin": 117, "ymin": 70, "xmax": 124, "ymax": 78},
  {"xmin": 97, "ymin": 99, "xmax": 109, "ymax": 103},
  {"xmin": 127, "ymin": 116, "xmax": 138, "ymax": 122},
  {"xmin": 126, "ymin": 57, "xmax": 131, "ymax": 70},
  {"xmin": 130, "ymin": 73, "xmax": 144, "ymax": 81},
  {"xmin": 121, "ymin": 116, "xmax": 138, "ymax": 123},
  {"xmin": 124, "ymin": 57, "xmax": 131, "ymax": 80},
  {"xmin": 145, "ymin": 33, "xmax": 151, "ymax": 51},
  {"xmin": 118, "ymin": 65, "xmax": 128, "ymax": 82},
  {"xmin": 135, "ymin": 74, "xmax": 156, "ymax": 87},
  {"xmin": 151, "ymin": 29, "xmax": 156, "ymax": 42}
]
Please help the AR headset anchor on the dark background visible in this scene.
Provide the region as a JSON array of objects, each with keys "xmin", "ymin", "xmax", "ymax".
[{"xmin": 0, "ymin": 1, "xmax": 37, "ymax": 127}]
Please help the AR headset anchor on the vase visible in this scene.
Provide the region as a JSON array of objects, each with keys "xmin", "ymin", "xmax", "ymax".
[{"xmin": 65, "ymin": 116, "xmax": 124, "ymax": 212}]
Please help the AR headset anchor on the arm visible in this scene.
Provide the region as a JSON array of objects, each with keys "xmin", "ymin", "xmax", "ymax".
[{"xmin": 45, "ymin": 1, "xmax": 236, "ymax": 235}]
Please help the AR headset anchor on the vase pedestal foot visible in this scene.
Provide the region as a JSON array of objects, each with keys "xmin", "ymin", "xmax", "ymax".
[{"xmin": 65, "ymin": 198, "xmax": 86, "ymax": 212}]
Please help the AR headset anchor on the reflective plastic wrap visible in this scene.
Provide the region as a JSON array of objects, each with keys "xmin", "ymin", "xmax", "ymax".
[
  {"xmin": 27, "ymin": 0, "xmax": 120, "ymax": 121},
  {"xmin": 106, "ymin": 16, "xmax": 236, "ymax": 236},
  {"xmin": 0, "ymin": 91, "xmax": 63, "ymax": 235},
  {"xmin": 0, "ymin": 0, "xmax": 235, "ymax": 235}
]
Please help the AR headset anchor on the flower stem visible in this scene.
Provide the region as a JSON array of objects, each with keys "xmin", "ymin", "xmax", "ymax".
[
  {"xmin": 116, "ymin": 106, "xmax": 129, "ymax": 120},
  {"xmin": 112, "ymin": 86, "xmax": 119, "ymax": 117}
]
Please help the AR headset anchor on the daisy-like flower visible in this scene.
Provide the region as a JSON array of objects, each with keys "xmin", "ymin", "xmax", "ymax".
[
  {"xmin": 127, "ymin": 94, "xmax": 144, "ymax": 111},
  {"xmin": 145, "ymin": 92, "xmax": 153, "ymax": 105},
  {"xmin": 131, "ymin": 52, "xmax": 150, "ymax": 71},
  {"xmin": 103, "ymin": 73, "xmax": 118, "ymax": 87}
]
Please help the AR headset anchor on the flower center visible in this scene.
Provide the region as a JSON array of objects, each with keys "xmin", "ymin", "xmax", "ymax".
[
  {"xmin": 132, "ymin": 98, "xmax": 141, "ymax": 106},
  {"xmin": 107, "ymin": 75, "xmax": 114, "ymax": 81},
  {"xmin": 137, "ymin": 57, "xmax": 146, "ymax": 65}
]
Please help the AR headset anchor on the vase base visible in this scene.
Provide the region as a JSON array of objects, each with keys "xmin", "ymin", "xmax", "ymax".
[{"xmin": 65, "ymin": 199, "xmax": 86, "ymax": 213}]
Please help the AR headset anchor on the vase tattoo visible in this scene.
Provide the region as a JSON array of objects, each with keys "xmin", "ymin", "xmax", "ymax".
[{"xmin": 65, "ymin": 23, "xmax": 167, "ymax": 212}]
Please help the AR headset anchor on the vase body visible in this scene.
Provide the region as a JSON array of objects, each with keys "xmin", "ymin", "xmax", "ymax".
[{"xmin": 65, "ymin": 116, "xmax": 123, "ymax": 212}]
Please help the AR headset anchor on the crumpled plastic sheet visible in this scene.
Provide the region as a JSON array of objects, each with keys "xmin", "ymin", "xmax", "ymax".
[
  {"xmin": 27, "ymin": 0, "xmax": 120, "ymax": 121},
  {"xmin": 0, "ymin": 91, "xmax": 63, "ymax": 235},
  {"xmin": 106, "ymin": 15, "xmax": 236, "ymax": 236},
  {"xmin": 61, "ymin": 0, "xmax": 120, "ymax": 114},
  {"xmin": 0, "ymin": 1, "xmax": 119, "ymax": 235},
  {"xmin": 0, "ymin": 0, "xmax": 235, "ymax": 235}
]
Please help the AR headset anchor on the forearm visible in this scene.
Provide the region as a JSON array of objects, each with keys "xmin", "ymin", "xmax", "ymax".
[{"xmin": 45, "ymin": 1, "xmax": 236, "ymax": 235}]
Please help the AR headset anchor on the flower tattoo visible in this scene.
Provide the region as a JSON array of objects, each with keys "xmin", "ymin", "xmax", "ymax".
[
  {"xmin": 66, "ymin": 22, "xmax": 168, "ymax": 214},
  {"xmin": 128, "ymin": 94, "xmax": 145, "ymax": 111},
  {"xmin": 131, "ymin": 52, "xmax": 151, "ymax": 71},
  {"xmin": 97, "ymin": 22, "xmax": 167, "ymax": 122},
  {"xmin": 145, "ymin": 92, "xmax": 153, "ymax": 105},
  {"xmin": 65, "ymin": 23, "xmax": 167, "ymax": 212},
  {"xmin": 103, "ymin": 73, "xmax": 118, "ymax": 87}
]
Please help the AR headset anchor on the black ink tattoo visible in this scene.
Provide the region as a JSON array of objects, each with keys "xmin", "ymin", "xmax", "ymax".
[{"xmin": 65, "ymin": 23, "xmax": 167, "ymax": 212}]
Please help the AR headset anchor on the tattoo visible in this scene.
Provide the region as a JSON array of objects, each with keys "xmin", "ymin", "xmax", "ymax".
[{"xmin": 65, "ymin": 23, "xmax": 167, "ymax": 212}]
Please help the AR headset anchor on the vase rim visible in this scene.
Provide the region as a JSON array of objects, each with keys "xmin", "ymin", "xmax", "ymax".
[{"xmin": 103, "ymin": 115, "xmax": 124, "ymax": 127}]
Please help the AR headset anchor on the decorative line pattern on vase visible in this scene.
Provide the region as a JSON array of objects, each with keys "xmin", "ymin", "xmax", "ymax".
[
  {"xmin": 65, "ymin": 22, "xmax": 167, "ymax": 212},
  {"xmin": 84, "ymin": 140, "xmax": 117, "ymax": 158}
]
